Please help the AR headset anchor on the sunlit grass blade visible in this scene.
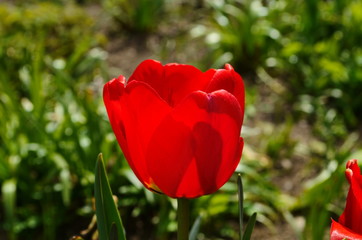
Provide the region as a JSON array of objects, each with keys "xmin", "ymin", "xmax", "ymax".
[
  {"xmin": 238, "ymin": 174, "xmax": 243, "ymax": 240},
  {"xmin": 189, "ymin": 215, "xmax": 202, "ymax": 240},
  {"xmin": 95, "ymin": 153, "xmax": 126, "ymax": 240},
  {"xmin": 1, "ymin": 178, "xmax": 17, "ymax": 240},
  {"xmin": 242, "ymin": 213, "xmax": 257, "ymax": 240}
]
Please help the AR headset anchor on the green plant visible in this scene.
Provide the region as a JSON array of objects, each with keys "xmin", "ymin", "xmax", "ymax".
[
  {"xmin": 104, "ymin": 0, "xmax": 165, "ymax": 34},
  {"xmin": 193, "ymin": 0, "xmax": 279, "ymax": 74},
  {"xmin": 0, "ymin": 3, "xmax": 111, "ymax": 239},
  {"xmin": 273, "ymin": 0, "xmax": 362, "ymax": 130}
]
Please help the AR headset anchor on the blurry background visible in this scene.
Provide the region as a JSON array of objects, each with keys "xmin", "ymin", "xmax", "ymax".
[{"xmin": 0, "ymin": 0, "xmax": 361, "ymax": 239}]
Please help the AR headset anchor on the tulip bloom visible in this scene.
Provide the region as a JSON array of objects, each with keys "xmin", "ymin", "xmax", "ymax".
[
  {"xmin": 103, "ymin": 59, "xmax": 245, "ymax": 198},
  {"xmin": 331, "ymin": 159, "xmax": 362, "ymax": 240}
]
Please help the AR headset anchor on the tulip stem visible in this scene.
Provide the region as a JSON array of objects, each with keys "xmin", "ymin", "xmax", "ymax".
[{"xmin": 177, "ymin": 198, "xmax": 190, "ymax": 240}]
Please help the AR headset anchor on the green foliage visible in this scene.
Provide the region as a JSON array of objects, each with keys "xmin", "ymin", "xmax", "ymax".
[
  {"xmin": 0, "ymin": 2, "xmax": 112, "ymax": 239},
  {"xmin": 103, "ymin": 0, "xmax": 165, "ymax": 34},
  {"xmin": 238, "ymin": 175, "xmax": 257, "ymax": 240},
  {"xmin": 274, "ymin": 0, "xmax": 362, "ymax": 130},
  {"xmin": 197, "ymin": 0, "xmax": 277, "ymax": 74},
  {"xmin": 238, "ymin": 174, "xmax": 244, "ymax": 240},
  {"xmin": 1, "ymin": 179, "xmax": 17, "ymax": 240},
  {"xmin": 95, "ymin": 154, "xmax": 126, "ymax": 240},
  {"xmin": 189, "ymin": 215, "xmax": 202, "ymax": 240},
  {"xmin": 196, "ymin": 0, "xmax": 362, "ymax": 131},
  {"xmin": 0, "ymin": 0, "xmax": 361, "ymax": 240},
  {"xmin": 242, "ymin": 212, "xmax": 257, "ymax": 240}
]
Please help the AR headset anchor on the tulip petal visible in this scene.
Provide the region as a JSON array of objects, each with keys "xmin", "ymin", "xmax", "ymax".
[
  {"xmin": 347, "ymin": 159, "xmax": 362, "ymax": 187},
  {"xmin": 103, "ymin": 77, "xmax": 171, "ymax": 191},
  {"xmin": 162, "ymin": 64, "xmax": 216, "ymax": 106},
  {"xmin": 103, "ymin": 76, "xmax": 131, "ymax": 160},
  {"xmin": 129, "ymin": 59, "xmax": 216, "ymax": 107},
  {"xmin": 339, "ymin": 162, "xmax": 362, "ymax": 234},
  {"xmin": 128, "ymin": 59, "xmax": 164, "ymax": 85},
  {"xmin": 205, "ymin": 64, "xmax": 245, "ymax": 122},
  {"xmin": 331, "ymin": 219, "xmax": 362, "ymax": 240},
  {"xmin": 146, "ymin": 90, "xmax": 243, "ymax": 198}
]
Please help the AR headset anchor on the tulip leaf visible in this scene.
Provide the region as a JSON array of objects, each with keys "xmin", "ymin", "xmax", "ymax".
[
  {"xmin": 110, "ymin": 222, "xmax": 119, "ymax": 240},
  {"xmin": 237, "ymin": 174, "xmax": 244, "ymax": 240},
  {"xmin": 242, "ymin": 212, "xmax": 257, "ymax": 240},
  {"xmin": 189, "ymin": 215, "xmax": 202, "ymax": 240},
  {"xmin": 94, "ymin": 153, "xmax": 126, "ymax": 240}
]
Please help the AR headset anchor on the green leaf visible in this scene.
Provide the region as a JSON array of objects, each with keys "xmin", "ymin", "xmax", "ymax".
[
  {"xmin": 94, "ymin": 153, "xmax": 126, "ymax": 240},
  {"xmin": 110, "ymin": 222, "xmax": 119, "ymax": 240},
  {"xmin": 189, "ymin": 215, "xmax": 202, "ymax": 240},
  {"xmin": 242, "ymin": 213, "xmax": 257, "ymax": 240},
  {"xmin": 238, "ymin": 174, "xmax": 244, "ymax": 240},
  {"xmin": 1, "ymin": 178, "xmax": 17, "ymax": 238}
]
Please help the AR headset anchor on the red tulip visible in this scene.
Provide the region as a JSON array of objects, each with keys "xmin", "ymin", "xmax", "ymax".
[
  {"xmin": 103, "ymin": 59, "xmax": 245, "ymax": 198},
  {"xmin": 331, "ymin": 159, "xmax": 362, "ymax": 240}
]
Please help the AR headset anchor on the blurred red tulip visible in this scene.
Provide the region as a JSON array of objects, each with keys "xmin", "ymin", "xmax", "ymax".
[
  {"xmin": 103, "ymin": 59, "xmax": 245, "ymax": 198},
  {"xmin": 331, "ymin": 159, "xmax": 362, "ymax": 240}
]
